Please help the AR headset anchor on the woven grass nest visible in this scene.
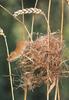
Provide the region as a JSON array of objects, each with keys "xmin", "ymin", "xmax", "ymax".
[{"xmin": 14, "ymin": 34, "xmax": 63, "ymax": 90}]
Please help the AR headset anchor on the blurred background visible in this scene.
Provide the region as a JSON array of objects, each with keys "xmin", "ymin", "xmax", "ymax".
[{"xmin": 0, "ymin": 0, "xmax": 69, "ymax": 100}]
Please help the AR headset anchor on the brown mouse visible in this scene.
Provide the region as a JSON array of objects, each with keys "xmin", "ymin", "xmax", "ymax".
[{"xmin": 7, "ymin": 41, "xmax": 29, "ymax": 62}]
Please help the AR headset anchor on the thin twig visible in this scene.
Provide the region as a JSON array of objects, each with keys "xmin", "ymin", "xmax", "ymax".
[
  {"xmin": 47, "ymin": 83, "xmax": 49, "ymax": 100},
  {"xmin": 21, "ymin": 0, "xmax": 24, "ymax": 23},
  {"xmin": 43, "ymin": 14, "xmax": 48, "ymax": 25},
  {"xmin": 21, "ymin": 0, "xmax": 26, "ymax": 40},
  {"xmin": 58, "ymin": 85, "xmax": 60, "ymax": 100},
  {"xmin": 24, "ymin": 87, "xmax": 27, "ymax": 100},
  {"xmin": 47, "ymin": 0, "xmax": 51, "ymax": 33},
  {"xmin": 61, "ymin": 0, "xmax": 64, "ymax": 44},
  {"xmin": 4, "ymin": 36, "xmax": 15, "ymax": 100},
  {"xmin": 0, "ymin": 4, "xmax": 32, "ymax": 40},
  {"xmin": 30, "ymin": 0, "xmax": 38, "ymax": 41},
  {"xmin": 47, "ymin": 0, "xmax": 52, "ymax": 49},
  {"xmin": 48, "ymin": 81, "xmax": 55, "ymax": 94},
  {"xmin": 54, "ymin": 79, "xmax": 58, "ymax": 100},
  {"xmin": 0, "ymin": 28, "xmax": 14, "ymax": 100},
  {"xmin": 0, "ymin": 32, "xmax": 15, "ymax": 100},
  {"xmin": 47, "ymin": 0, "xmax": 52, "ymax": 100}
]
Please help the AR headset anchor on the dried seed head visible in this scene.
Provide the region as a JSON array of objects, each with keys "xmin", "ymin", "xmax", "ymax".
[{"xmin": 13, "ymin": 8, "xmax": 44, "ymax": 17}]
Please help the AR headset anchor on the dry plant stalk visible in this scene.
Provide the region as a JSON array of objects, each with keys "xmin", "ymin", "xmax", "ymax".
[
  {"xmin": 24, "ymin": 87, "xmax": 27, "ymax": 100},
  {"xmin": 47, "ymin": 0, "xmax": 52, "ymax": 99},
  {"xmin": 0, "ymin": 28, "xmax": 15, "ymax": 100},
  {"xmin": 30, "ymin": 0, "xmax": 38, "ymax": 41},
  {"xmin": 54, "ymin": 79, "xmax": 59, "ymax": 100}
]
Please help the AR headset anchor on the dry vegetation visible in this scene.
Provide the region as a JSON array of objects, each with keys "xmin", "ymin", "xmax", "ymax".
[{"xmin": 0, "ymin": 0, "xmax": 69, "ymax": 100}]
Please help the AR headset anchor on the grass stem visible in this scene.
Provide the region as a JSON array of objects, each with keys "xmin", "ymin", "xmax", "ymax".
[
  {"xmin": 3, "ymin": 34, "xmax": 15, "ymax": 100},
  {"xmin": 54, "ymin": 79, "xmax": 58, "ymax": 100},
  {"xmin": 24, "ymin": 87, "xmax": 27, "ymax": 100},
  {"xmin": 61, "ymin": 0, "xmax": 64, "ymax": 43},
  {"xmin": 47, "ymin": 0, "xmax": 52, "ymax": 100},
  {"xmin": 30, "ymin": 0, "xmax": 38, "ymax": 41}
]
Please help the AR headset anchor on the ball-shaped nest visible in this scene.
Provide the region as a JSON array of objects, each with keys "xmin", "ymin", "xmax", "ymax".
[{"xmin": 17, "ymin": 34, "xmax": 63, "ymax": 90}]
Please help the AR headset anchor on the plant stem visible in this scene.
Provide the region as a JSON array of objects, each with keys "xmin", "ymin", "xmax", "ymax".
[
  {"xmin": 4, "ymin": 35, "xmax": 15, "ymax": 100},
  {"xmin": 24, "ymin": 87, "xmax": 27, "ymax": 100},
  {"xmin": 54, "ymin": 79, "xmax": 58, "ymax": 100},
  {"xmin": 21, "ymin": 0, "xmax": 26, "ymax": 40},
  {"xmin": 21, "ymin": 0, "xmax": 24, "ymax": 23},
  {"xmin": 47, "ymin": 83, "xmax": 49, "ymax": 100},
  {"xmin": 47, "ymin": 0, "xmax": 51, "ymax": 100},
  {"xmin": 47, "ymin": 0, "xmax": 51, "ymax": 33},
  {"xmin": 30, "ymin": 0, "xmax": 38, "ymax": 41},
  {"xmin": 61, "ymin": 0, "xmax": 64, "ymax": 43},
  {"xmin": 58, "ymin": 85, "xmax": 60, "ymax": 100}
]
